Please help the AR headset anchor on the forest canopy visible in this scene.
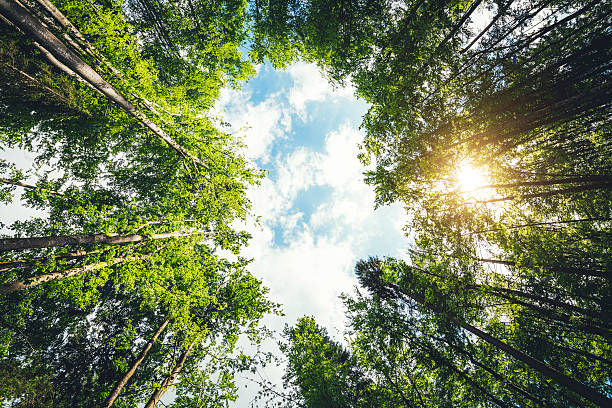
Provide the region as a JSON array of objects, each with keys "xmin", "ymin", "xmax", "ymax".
[{"xmin": 0, "ymin": 0, "xmax": 610, "ymax": 407}]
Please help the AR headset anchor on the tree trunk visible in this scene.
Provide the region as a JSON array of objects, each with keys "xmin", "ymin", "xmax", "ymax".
[
  {"xmin": 430, "ymin": 335, "xmax": 551, "ymax": 407},
  {"xmin": 104, "ymin": 316, "xmax": 171, "ymax": 408},
  {"xmin": 0, "ymin": 254, "xmax": 148, "ymax": 294},
  {"xmin": 470, "ymin": 217, "xmax": 611, "ymax": 235},
  {"xmin": 0, "ymin": 249, "xmax": 98, "ymax": 272},
  {"xmin": 464, "ymin": 175, "xmax": 612, "ymax": 192},
  {"xmin": 477, "ymin": 258, "xmax": 608, "ymax": 278},
  {"xmin": 484, "ymin": 286, "xmax": 606, "ymax": 323},
  {"xmin": 472, "ymin": 182, "xmax": 612, "ymax": 204},
  {"xmin": 143, "ymin": 339, "xmax": 196, "ymax": 408},
  {"xmin": 387, "ymin": 281, "xmax": 611, "ymax": 406},
  {"xmin": 410, "ymin": 263, "xmax": 606, "ymax": 321},
  {"xmin": 0, "ymin": 231, "xmax": 205, "ymax": 251},
  {"xmin": 0, "ymin": 0, "xmax": 206, "ymax": 168},
  {"xmin": 0, "ymin": 177, "xmax": 63, "ymax": 196},
  {"xmin": 420, "ymin": 340, "xmax": 510, "ymax": 408},
  {"xmin": 435, "ymin": 0, "xmax": 484, "ymax": 52}
]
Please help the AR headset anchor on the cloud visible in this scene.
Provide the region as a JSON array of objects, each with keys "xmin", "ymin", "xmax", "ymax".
[
  {"xmin": 217, "ymin": 61, "xmax": 407, "ymax": 407},
  {"xmin": 286, "ymin": 62, "xmax": 355, "ymax": 120},
  {"xmin": 243, "ymin": 119, "xmax": 406, "ymax": 328},
  {"xmin": 216, "ymin": 87, "xmax": 291, "ymax": 163}
]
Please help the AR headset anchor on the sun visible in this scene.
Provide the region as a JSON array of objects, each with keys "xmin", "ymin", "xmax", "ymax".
[{"xmin": 457, "ymin": 161, "xmax": 489, "ymax": 193}]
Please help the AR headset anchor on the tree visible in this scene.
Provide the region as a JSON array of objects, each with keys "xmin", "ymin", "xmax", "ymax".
[
  {"xmin": 278, "ymin": 316, "xmax": 384, "ymax": 408},
  {"xmin": 354, "ymin": 257, "xmax": 612, "ymax": 407}
]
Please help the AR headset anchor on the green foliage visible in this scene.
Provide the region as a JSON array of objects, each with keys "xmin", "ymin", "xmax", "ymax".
[{"xmin": 0, "ymin": 0, "xmax": 276, "ymax": 405}]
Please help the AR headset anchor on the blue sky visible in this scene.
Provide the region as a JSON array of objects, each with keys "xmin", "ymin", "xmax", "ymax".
[
  {"xmin": 214, "ymin": 61, "xmax": 409, "ymax": 405},
  {"xmin": 0, "ymin": 60, "xmax": 410, "ymax": 406}
]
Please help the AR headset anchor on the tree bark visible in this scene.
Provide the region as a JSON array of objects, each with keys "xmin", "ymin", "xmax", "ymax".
[
  {"xmin": 0, "ymin": 254, "xmax": 148, "ymax": 294},
  {"xmin": 462, "ymin": 175, "xmax": 612, "ymax": 193},
  {"xmin": 0, "ymin": 177, "xmax": 64, "ymax": 196},
  {"xmin": 0, "ymin": 0, "xmax": 207, "ymax": 168},
  {"xmin": 430, "ymin": 334, "xmax": 551, "ymax": 407},
  {"xmin": 477, "ymin": 258, "xmax": 609, "ymax": 278},
  {"xmin": 0, "ymin": 248, "xmax": 97, "ymax": 272},
  {"xmin": 471, "ymin": 182, "xmax": 612, "ymax": 204},
  {"xmin": 387, "ymin": 281, "xmax": 611, "ymax": 406},
  {"xmin": 470, "ymin": 217, "xmax": 611, "ymax": 235},
  {"xmin": 143, "ymin": 339, "xmax": 196, "ymax": 408},
  {"xmin": 0, "ymin": 231, "xmax": 205, "ymax": 252},
  {"xmin": 104, "ymin": 316, "xmax": 171, "ymax": 408},
  {"xmin": 412, "ymin": 264, "xmax": 606, "ymax": 321}
]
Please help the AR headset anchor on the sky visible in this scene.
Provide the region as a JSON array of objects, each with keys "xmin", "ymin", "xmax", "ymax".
[
  {"xmin": 213, "ymin": 62, "xmax": 409, "ymax": 406},
  {"xmin": 0, "ymin": 60, "xmax": 410, "ymax": 406}
]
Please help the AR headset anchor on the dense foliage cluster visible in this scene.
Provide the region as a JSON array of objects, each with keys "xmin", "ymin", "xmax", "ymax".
[
  {"xmin": 1, "ymin": 0, "xmax": 610, "ymax": 406},
  {"xmin": 0, "ymin": 0, "xmax": 278, "ymax": 406},
  {"xmin": 250, "ymin": 0, "xmax": 611, "ymax": 407}
]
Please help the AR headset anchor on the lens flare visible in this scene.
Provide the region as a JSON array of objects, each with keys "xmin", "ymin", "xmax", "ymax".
[{"xmin": 457, "ymin": 161, "xmax": 489, "ymax": 193}]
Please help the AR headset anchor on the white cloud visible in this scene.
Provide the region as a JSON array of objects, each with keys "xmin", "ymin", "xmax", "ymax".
[
  {"xmin": 286, "ymin": 62, "xmax": 355, "ymax": 120},
  {"xmin": 216, "ymin": 87, "xmax": 291, "ymax": 163},
  {"xmin": 217, "ymin": 61, "xmax": 407, "ymax": 407}
]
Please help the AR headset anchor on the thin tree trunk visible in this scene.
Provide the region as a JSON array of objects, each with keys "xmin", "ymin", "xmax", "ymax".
[
  {"xmin": 0, "ymin": 231, "xmax": 205, "ymax": 252},
  {"xmin": 464, "ymin": 175, "xmax": 612, "ymax": 192},
  {"xmin": 387, "ymin": 281, "xmax": 611, "ymax": 406},
  {"xmin": 436, "ymin": 0, "xmax": 485, "ymax": 51},
  {"xmin": 104, "ymin": 316, "xmax": 171, "ymax": 408},
  {"xmin": 430, "ymin": 335, "xmax": 551, "ymax": 407},
  {"xmin": 420, "ymin": 340, "xmax": 510, "ymax": 408},
  {"xmin": 0, "ymin": 61, "xmax": 75, "ymax": 107},
  {"xmin": 0, "ymin": 248, "xmax": 97, "ymax": 272},
  {"xmin": 494, "ymin": 292, "xmax": 612, "ymax": 338},
  {"xmin": 377, "ymin": 342, "xmax": 415, "ymax": 408},
  {"xmin": 144, "ymin": 339, "xmax": 196, "ymax": 408},
  {"xmin": 461, "ymin": 0, "xmax": 515, "ymax": 52},
  {"xmin": 411, "ymin": 263, "xmax": 606, "ymax": 321},
  {"xmin": 485, "ymin": 286, "xmax": 606, "ymax": 323},
  {"xmin": 0, "ymin": 177, "xmax": 63, "ymax": 196},
  {"xmin": 470, "ymin": 217, "xmax": 611, "ymax": 235},
  {"xmin": 0, "ymin": 0, "xmax": 206, "ymax": 168},
  {"xmin": 29, "ymin": 0, "xmax": 177, "ymax": 118},
  {"xmin": 0, "ymin": 254, "xmax": 148, "ymax": 294},
  {"xmin": 468, "ymin": 183, "xmax": 612, "ymax": 204},
  {"xmin": 477, "ymin": 258, "xmax": 608, "ymax": 278}
]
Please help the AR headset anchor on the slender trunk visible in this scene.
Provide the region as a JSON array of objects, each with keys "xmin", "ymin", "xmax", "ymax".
[
  {"xmin": 32, "ymin": 0, "xmax": 98, "ymax": 58},
  {"xmin": 436, "ymin": 0, "xmax": 484, "ymax": 51},
  {"xmin": 29, "ymin": 0, "xmax": 177, "ymax": 119},
  {"xmin": 0, "ymin": 248, "xmax": 98, "ymax": 272},
  {"xmin": 470, "ymin": 217, "xmax": 611, "ymax": 235},
  {"xmin": 413, "ymin": 264, "xmax": 606, "ymax": 321},
  {"xmin": 387, "ymin": 281, "xmax": 611, "ymax": 406},
  {"xmin": 430, "ymin": 335, "xmax": 551, "ymax": 407},
  {"xmin": 378, "ymin": 364, "xmax": 415, "ymax": 408},
  {"xmin": 494, "ymin": 292, "xmax": 612, "ymax": 338},
  {"xmin": 0, "ymin": 254, "xmax": 148, "ymax": 294},
  {"xmin": 477, "ymin": 258, "xmax": 608, "ymax": 278},
  {"xmin": 469, "ymin": 183, "xmax": 612, "ymax": 205},
  {"xmin": 0, "ymin": 0, "xmax": 206, "ymax": 168},
  {"xmin": 420, "ymin": 341, "xmax": 509, "ymax": 408},
  {"xmin": 144, "ymin": 339, "xmax": 196, "ymax": 408},
  {"xmin": 377, "ymin": 343, "xmax": 415, "ymax": 408},
  {"xmin": 548, "ymin": 341, "xmax": 612, "ymax": 366},
  {"xmin": 0, "ymin": 61, "xmax": 75, "ymax": 107},
  {"xmin": 486, "ymin": 286, "xmax": 606, "ymax": 323},
  {"xmin": 0, "ymin": 177, "xmax": 63, "ymax": 196},
  {"xmin": 467, "ymin": 175, "xmax": 612, "ymax": 192},
  {"xmin": 0, "ymin": 231, "xmax": 205, "ymax": 252},
  {"xmin": 104, "ymin": 316, "xmax": 171, "ymax": 408},
  {"xmin": 461, "ymin": 0, "xmax": 515, "ymax": 52}
]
